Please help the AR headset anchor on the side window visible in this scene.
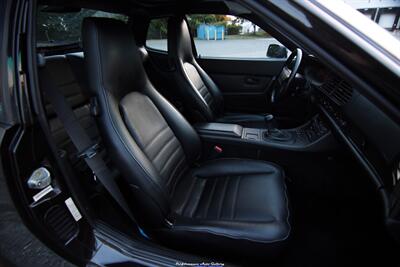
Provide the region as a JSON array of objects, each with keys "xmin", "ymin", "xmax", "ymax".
[
  {"xmin": 146, "ymin": 18, "xmax": 168, "ymax": 51},
  {"xmin": 186, "ymin": 14, "xmax": 287, "ymax": 59},
  {"xmin": 37, "ymin": 7, "xmax": 128, "ymax": 47}
]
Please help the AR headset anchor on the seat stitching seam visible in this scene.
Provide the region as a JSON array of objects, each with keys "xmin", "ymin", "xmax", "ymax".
[
  {"xmin": 203, "ymin": 92, "xmax": 212, "ymax": 103},
  {"xmin": 217, "ymin": 176, "xmax": 229, "ymax": 219},
  {"xmin": 170, "ymin": 226, "xmax": 287, "ymax": 244},
  {"xmin": 152, "ymin": 135, "xmax": 179, "ymax": 162},
  {"xmin": 199, "ymin": 87, "xmax": 209, "ymax": 97},
  {"xmin": 203, "ymin": 179, "xmax": 217, "ymax": 219},
  {"xmin": 197, "ymin": 85, "xmax": 208, "ymax": 94},
  {"xmin": 173, "ymin": 173, "xmax": 291, "ymax": 244},
  {"xmin": 169, "ymin": 165, "xmax": 189, "ymax": 197},
  {"xmin": 181, "ymin": 62, "xmax": 210, "ymax": 110},
  {"xmin": 143, "ymin": 125, "xmax": 169, "ymax": 150},
  {"xmin": 181, "ymin": 176, "xmax": 198, "ymax": 216},
  {"xmin": 192, "ymin": 177, "xmax": 209, "ymax": 218},
  {"xmin": 165, "ymin": 156, "xmax": 185, "ymax": 187},
  {"xmin": 159, "ymin": 145, "xmax": 183, "ymax": 175},
  {"xmin": 189, "ymin": 179, "xmax": 206, "ymax": 218},
  {"xmin": 231, "ymin": 176, "xmax": 241, "ymax": 220}
]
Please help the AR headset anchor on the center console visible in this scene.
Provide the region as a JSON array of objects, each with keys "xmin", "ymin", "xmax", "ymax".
[{"xmin": 195, "ymin": 115, "xmax": 335, "ymax": 152}]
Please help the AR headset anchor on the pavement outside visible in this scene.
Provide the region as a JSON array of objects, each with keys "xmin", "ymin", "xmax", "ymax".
[{"xmin": 146, "ymin": 37, "xmax": 283, "ymax": 58}]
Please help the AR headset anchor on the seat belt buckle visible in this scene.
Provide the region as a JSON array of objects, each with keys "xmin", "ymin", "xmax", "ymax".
[{"xmin": 77, "ymin": 142, "xmax": 101, "ymax": 159}]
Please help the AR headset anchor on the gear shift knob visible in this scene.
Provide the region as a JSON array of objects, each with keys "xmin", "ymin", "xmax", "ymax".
[{"xmin": 264, "ymin": 114, "xmax": 275, "ymax": 129}]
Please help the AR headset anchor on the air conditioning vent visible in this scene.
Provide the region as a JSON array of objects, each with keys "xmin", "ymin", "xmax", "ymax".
[
  {"xmin": 320, "ymin": 77, "xmax": 353, "ymax": 106},
  {"xmin": 44, "ymin": 205, "xmax": 79, "ymax": 245}
]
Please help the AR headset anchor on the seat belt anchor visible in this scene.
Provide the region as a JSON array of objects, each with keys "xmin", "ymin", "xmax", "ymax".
[
  {"xmin": 77, "ymin": 142, "xmax": 101, "ymax": 159},
  {"xmin": 90, "ymin": 97, "xmax": 100, "ymax": 117}
]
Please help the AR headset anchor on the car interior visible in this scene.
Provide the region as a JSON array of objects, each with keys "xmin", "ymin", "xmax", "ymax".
[{"xmin": 7, "ymin": 0, "xmax": 400, "ymax": 266}]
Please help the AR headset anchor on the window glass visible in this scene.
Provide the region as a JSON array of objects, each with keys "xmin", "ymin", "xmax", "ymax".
[
  {"xmin": 187, "ymin": 14, "xmax": 287, "ymax": 59},
  {"xmin": 146, "ymin": 18, "xmax": 168, "ymax": 51},
  {"xmin": 37, "ymin": 7, "xmax": 128, "ymax": 47}
]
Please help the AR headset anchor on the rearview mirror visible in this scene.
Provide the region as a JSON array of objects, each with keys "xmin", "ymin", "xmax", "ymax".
[{"xmin": 266, "ymin": 44, "xmax": 287, "ymax": 58}]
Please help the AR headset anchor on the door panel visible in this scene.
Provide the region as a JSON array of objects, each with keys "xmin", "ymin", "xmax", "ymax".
[
  {"xmin": 145, "ymin": 14, "xmax": 288, "ymax": 115},
  {"xmin": 211, "ymin": 73, "xmax": 270, "ymax": 93},
  {"xmin": 146, "ymin": 49, "xmax": 286, "ymax": 114},
  {"xmin": 197, "ymin": 57, "xmax": 286, "ymax": 113}
]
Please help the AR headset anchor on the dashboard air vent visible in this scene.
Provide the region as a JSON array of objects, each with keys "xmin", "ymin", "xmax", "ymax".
[{"xmin": 321, "ymin": 77, "xmax": 353, "ymax": 106}]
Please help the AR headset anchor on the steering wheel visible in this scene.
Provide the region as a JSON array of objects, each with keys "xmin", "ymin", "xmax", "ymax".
[{"xmin": 270, "ymin": 48, "xmax": 303, "ymax": 103}]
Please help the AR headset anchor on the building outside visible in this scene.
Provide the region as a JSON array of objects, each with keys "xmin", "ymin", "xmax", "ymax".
[
  {"xmin": 236, "ymin": 1, "xmax": 400, "ymax": 37},
  {"xmin": 342, "ymin": 0, "xmax": 400, "ymax": 38},
  {"xmin": 240, "ymin": 20, "xmax": 259, "ymax": 34},
  {"xmin": 197, "ymin": 24, "xmax": 225, "ymax": 40}
]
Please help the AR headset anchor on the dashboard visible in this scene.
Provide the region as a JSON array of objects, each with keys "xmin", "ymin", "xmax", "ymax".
[{"xmin": 304, "ymin": 59, "xmax": 400, "ymax": 197}]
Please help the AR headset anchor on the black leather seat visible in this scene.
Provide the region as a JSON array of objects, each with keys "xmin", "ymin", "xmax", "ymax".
[
  {"xmin": 168, "ymin": 16, "xmax": 269, "ymax": 128},
  {"xmin": 82, "ymin": 18, "xmax": 290, "ymax": 256}
]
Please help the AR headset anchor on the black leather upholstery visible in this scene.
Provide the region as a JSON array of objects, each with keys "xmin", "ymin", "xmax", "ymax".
[
  {"xmin": 82, "ymin": 17, "xmax": 290, "ymax": 256},
  {"xmin": 168, "ymin": 16, "xmax": 268, "ymax": 128},
  {"xmin": 166, "ymin": 159, "xmax": 289, "ymax": 243}
]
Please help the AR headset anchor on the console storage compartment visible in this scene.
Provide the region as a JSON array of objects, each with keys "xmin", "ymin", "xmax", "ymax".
[
  {"xmin": 194, "ymin": 123, "xmax": 243, "ymax": 138},
  {"xmin": 194, "ymin": 116, "xmax": 336, "ymax": 153}
]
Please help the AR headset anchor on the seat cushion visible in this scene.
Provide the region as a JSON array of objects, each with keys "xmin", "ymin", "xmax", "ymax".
[
  {"xmin": 217, "ymin": 113, "xmax": 267, "ymax": 128},
  {"xmin": 158, "ymin": 158, "xmax": 290, "ymax": 255}
]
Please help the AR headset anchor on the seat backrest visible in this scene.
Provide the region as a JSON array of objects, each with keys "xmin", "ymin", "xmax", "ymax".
[
  {"xmin": 82, "ymin": 18, "xmax": 201, "ymax": 228},
  {"xmin": 168, "ymin": 16, "xmax": 224, "ymax": 122}
]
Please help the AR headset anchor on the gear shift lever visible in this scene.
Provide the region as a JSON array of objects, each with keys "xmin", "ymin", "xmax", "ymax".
[
  {"xmin": 264, "ymin": 114, "xmax": 276, "ymax": 130},
  {"xmin": 263, "ymin": 114, "xmax": 292, "ymax": 141}
]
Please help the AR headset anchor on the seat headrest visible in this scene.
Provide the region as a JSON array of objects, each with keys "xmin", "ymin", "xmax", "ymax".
[
  {"xmin": 168, "ymin": 16, "xmax": 195, "ymax": 63},
  {"xmin": 82, "ymin": 18, "xmax": 146, "ymax": 98}
]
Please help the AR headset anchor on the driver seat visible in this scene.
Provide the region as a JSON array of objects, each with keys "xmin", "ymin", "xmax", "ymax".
[{"xmin": 168, "ymin": 16, "xmax": 269, "ymax": 128}]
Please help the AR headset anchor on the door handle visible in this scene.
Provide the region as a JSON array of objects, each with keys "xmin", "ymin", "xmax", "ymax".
[{"xmin": 244, "ymin": 77, "xmax": 260, "ymax": 85}]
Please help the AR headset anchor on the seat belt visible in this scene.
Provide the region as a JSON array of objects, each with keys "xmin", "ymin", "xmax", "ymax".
[{"xmin": 38, "ymin": 67, "xmax": 139, "ymax": 228}]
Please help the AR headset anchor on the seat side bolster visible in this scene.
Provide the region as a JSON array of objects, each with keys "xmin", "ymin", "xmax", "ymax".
[{"xmin": 192, "ymin": 158, "xmax": 284, "ymax": 178}]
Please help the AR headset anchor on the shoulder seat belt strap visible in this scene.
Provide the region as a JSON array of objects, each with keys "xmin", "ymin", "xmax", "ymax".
[{"xmin": 38, "ymin": 67, "xmax": 139, "ymax": 227}]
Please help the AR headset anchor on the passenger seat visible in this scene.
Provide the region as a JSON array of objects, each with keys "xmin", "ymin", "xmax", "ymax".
[
  {"xmin": 167, "ymin": 16, "xmax": 271, "ymax": 128},
  {"xmin": 82, "ymin": 17, "xmax": 291, "ymax": 257}
]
